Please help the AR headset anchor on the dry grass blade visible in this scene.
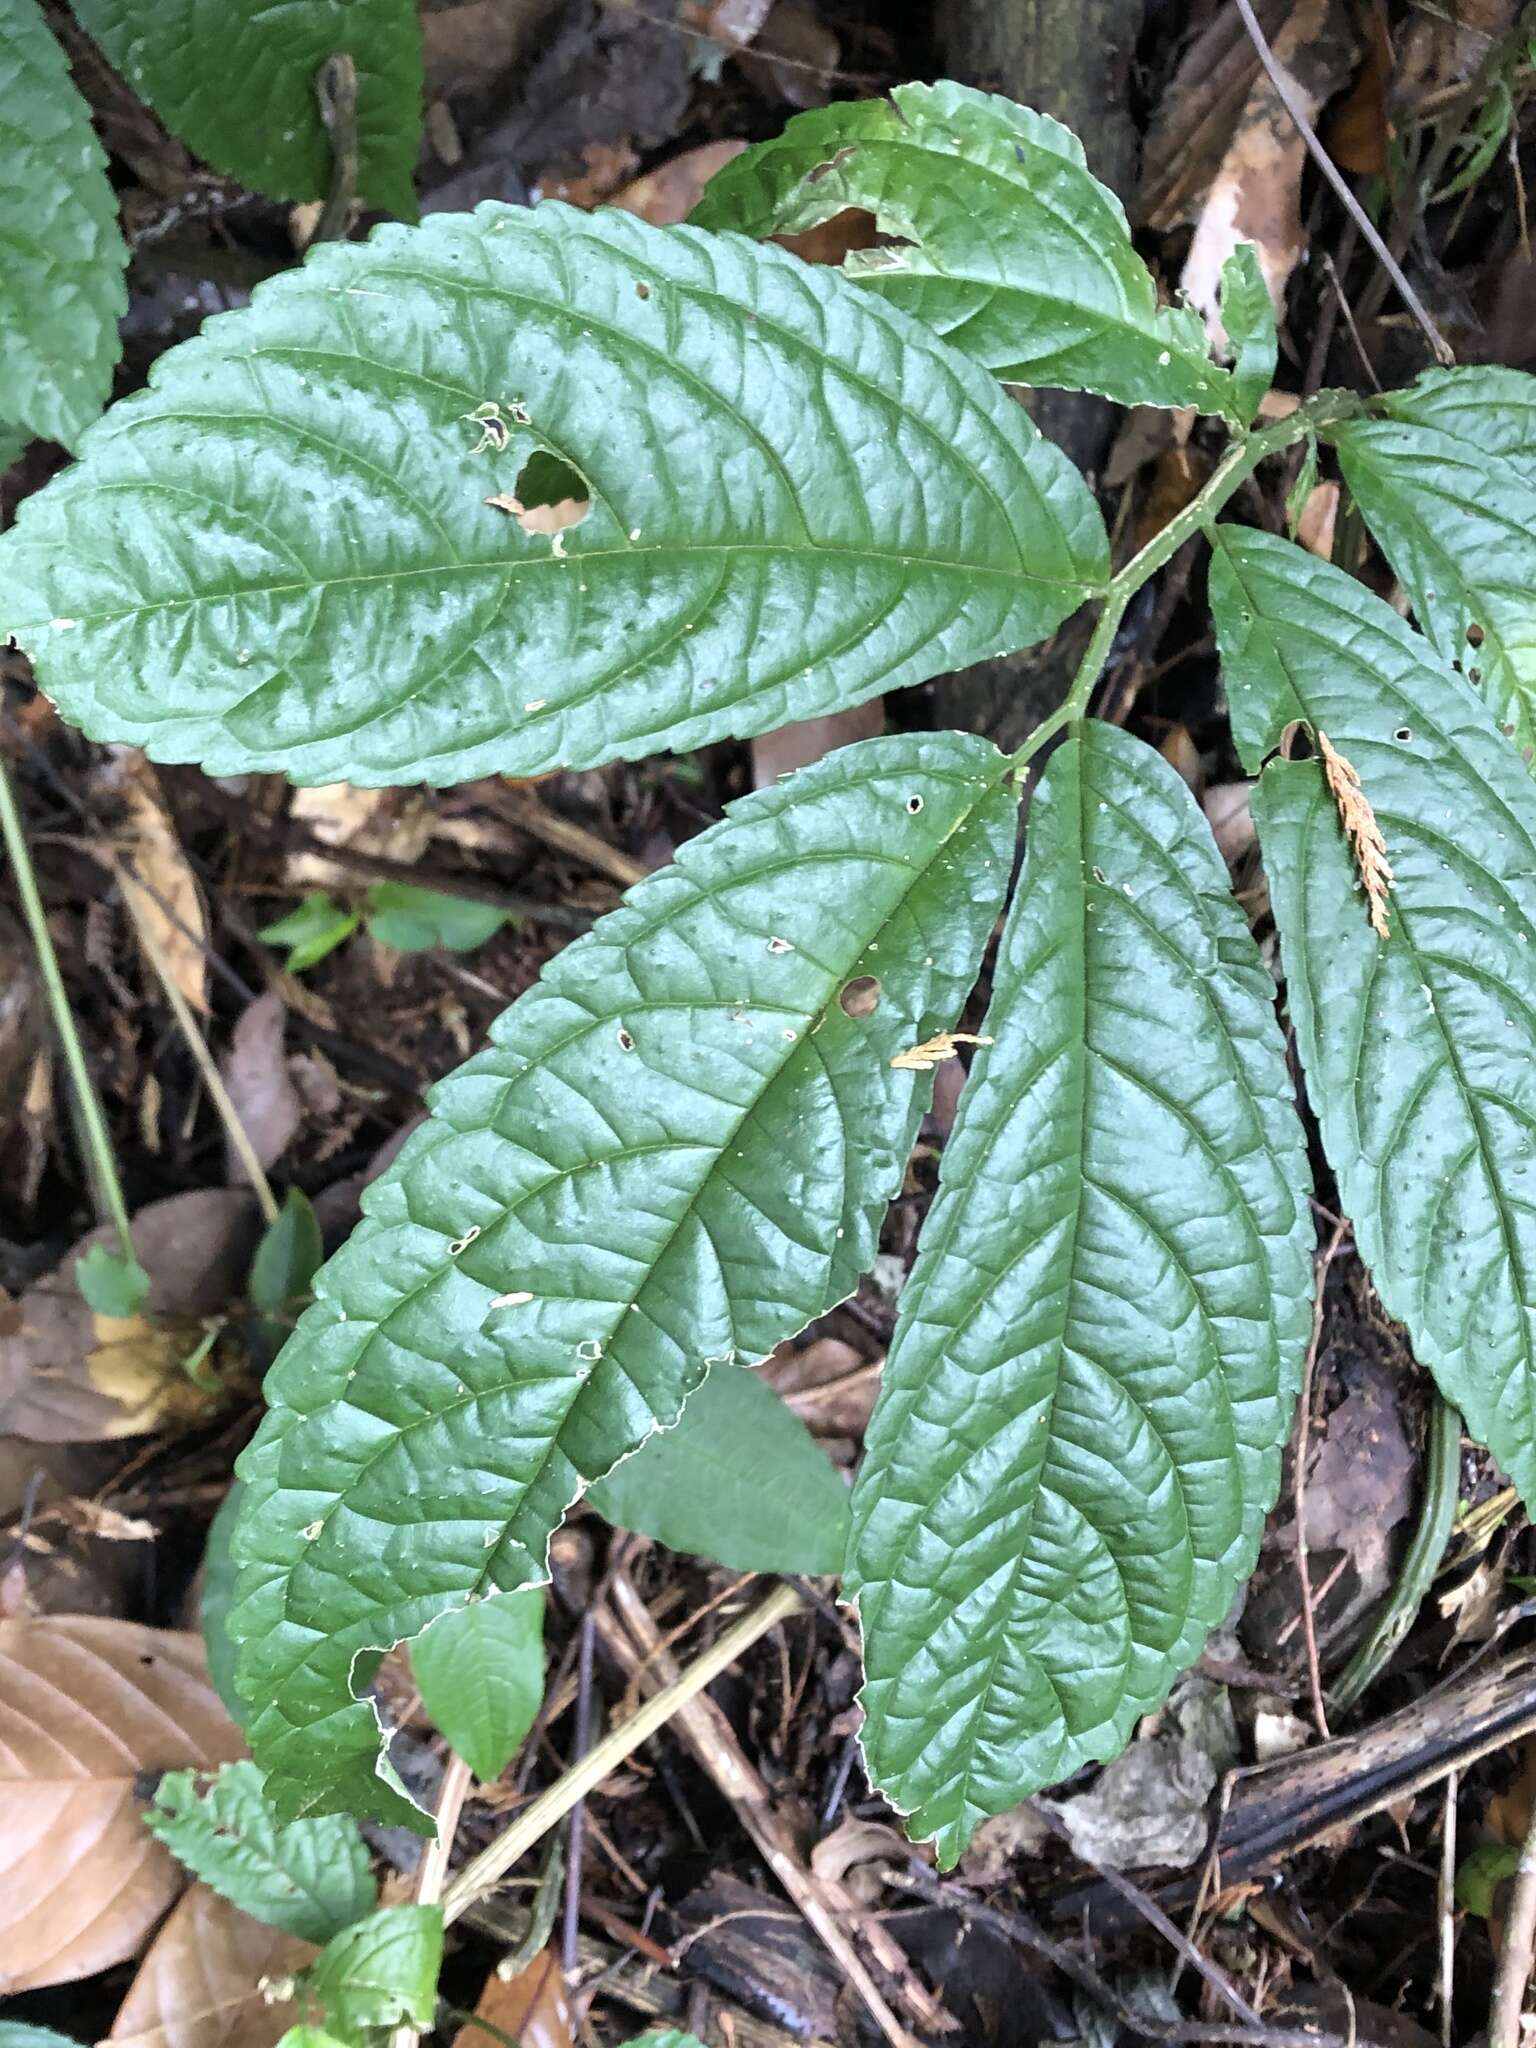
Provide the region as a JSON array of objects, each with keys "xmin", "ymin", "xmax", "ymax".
[
  {"xmin": 0, "ymin": 1616, "xmax": 244, "ymax": 1989},
  {"xmin": 108, "ymin": 1882, "xmax": 310, "ymax": 2048},
  {"xmin": 1317, "ymin": 731, "xmax": 1394, "ymax": 938}
]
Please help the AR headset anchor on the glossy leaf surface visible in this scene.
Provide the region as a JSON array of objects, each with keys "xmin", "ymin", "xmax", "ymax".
[
  {"xmin": 67, "ymin": 0, "xmax": 423, "ymax": 216},
  {"xmin": 1221, "ymin": 244, "xmax": 1277, "ymax": 425},
  {"xmin": 847, "ymin": 721, "xmax": 1312, "ymax": 1864},
  {"xmin": 410, "ymin": 1588, "xmax": 544, "ymax": 1782},
  {"xmin": 1331, "ymin": 367, "xmax": 1536, "ymax": 762},
  {"xmin": 589, "ymin": 1363, "xmax": 850, "ymax": 1572},
  {"xmin": 0, "ymin": 207, "xmax": 1106, "ymax": 787},
  {"xmin": 146, "ymin": 1761, "xmax": 376, "ymax": 1943},
  {"xmin": 1210, "ymin": 527, "xmax": 1536, "ymax": 1510},
  {"xmin": 229, "ymin": 733, "xmax": 1017, "ymax": 1823},
  {"xmin": 0, "ymin": 0, "xmax": 127, "ymax": 448},
  {"xmin": 692, "ymin": 81, "xmax": 1235, "ymax": 416}
]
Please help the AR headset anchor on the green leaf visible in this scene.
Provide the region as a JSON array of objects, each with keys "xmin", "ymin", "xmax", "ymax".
[
  {"xmin": 229, "ymin": 731, "xmax": 1018, "ymax": 1824},
  {"xmin": 409, "ymin": 1587, "xmax": 544, "ymax": 1781},
  {"xmin": 301, "ymin": 1904, "xmax": 441, "ymax": 2040},
  {"xmin": 202, "ymin": 1480, "xmax": 248, "ymax": 1726},
  {"xmin": 1456, "ymin": 1840, "xmax": 1520, "ymax": 1917},
  {"xmin": 251, "ymin": 1189, "xmax": 326, "ymax": 1318},
  {"xmin": 275, "ymin": 2031, "xmax": 351, "ymax": 2048},
  {"xmin": 0, "ymin": 2027, "xmax": 86, "ymax": 2048},
  {"xmin": 1209, "ymin": 526, "xmax": 1536, "ymax": 1516},
  {"xmin": 0, "ymin": 424, "xmax": 32, "ymax": 473},
  {"xmin": 590, "ymin": 1362, "xmax": 850, "ymax": 1572},
  {"xmin": 1221, "ymin": 244, "xmax": 1277, "ymax": 425},
  {"xmin": 75, "ymin": 1241, "xmax": 151, "ymax": 1316},
  {"xmin": 1331, "ymin": 368, "xmax": 1536, "ymax": 763},
  {"xmin": 260, "ymin": 895, "xmax": 362, "ymax": 973},
  {"xmin": 363, "ymin": 883, "xmax": 508, "ymax": 954},
  {"xmin": 619, "ymin": 2036, "xmax": 707, "ymax": 2048},
  {"xmin": 146, "ymin": 1759, "xmax": 376, "ymax": 1943},
  {"xmin": 846, "ymin": 720, "xmax": 1313, "ymax": 1865},
  {"xmin": 0, "ymin": 206, "xmax": 1107, "ymax": 787},
  {"xmin": 0, "ymin": 0, "xmax": 127, "ymax": 449},
  {"xmin": 67, "ymin": 0, "xmax": 423, "ymax": 218},
  {"xmin": 691, "ymin": 81, "xmax": 1235, "ymax": 417}
]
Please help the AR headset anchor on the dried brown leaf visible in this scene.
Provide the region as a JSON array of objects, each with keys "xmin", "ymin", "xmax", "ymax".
[
  {"xmin": 451, "ymin": 1949, "xmax": 572, "ymax": 2048},
  {"xmin": 1179, "ymin": 0, "xmax": 1358, "ymax": 340},
  {"xmin": 1317, "ymin": 731, "xmax": 1394, "ymax": 939},
  {"xmin": 613, "ymin": 139, "xmax": 748, "ymax": 226},
  {"xmin": 107, "ymin": 750, "xmax": 209, "ymax": 1017},
  {"xmin": 751, "ymin": 701, "xmax": 886, "ymax": 788},
  {"xmin": 218, "ymin": 992, "xmax": 301, "ymax": 1176},
  {"xmin": 889, "ymin": 1030, "xmax": 993, "ymax": 1073},
  {"xmin": 0, "ymin": 1191, "xmax": 260, "ymax": 1442},
  {"xmin": 0, "ymin": 1617, "xmax": 244, "ymax": 1989},
  {"xmin": 109, "ymin": 1883, "xmax": 309, "ymax": 2048}
]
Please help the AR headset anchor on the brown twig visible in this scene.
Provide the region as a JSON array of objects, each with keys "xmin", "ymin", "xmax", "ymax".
[
  {"xmin": 599, "ymin": 1568, "xmax": 946, "ymax": 2048},
  {"xmin": 484, "ymin": 785, "xmax": 648, "ymax": 891},
  {"xmin": 1492, "ymin": 1786, "xmax": 1536, "ymax": 2047},
  {"xmin": 1030, "ymin": 1802, "xmax": 1263, "ymax": 2026},
  {"xmin": 887, "ymin": 1864, "xmax": 1354, "ymax": 2048},
  {"xmin": 1440, "ymin": 1770, "xmax": 1458, "ymax": 2048},
  {"xmin": 1293, "ymin": 1215, "xmax": 1351, "ymax": 1740},
  {"xmin": 561, "ymin": 1613, "xmax": 597, "ymax": 1980},
  {"xmin": 1231, "ymin": 0, "xmax": 1455, "ymax": 364}
]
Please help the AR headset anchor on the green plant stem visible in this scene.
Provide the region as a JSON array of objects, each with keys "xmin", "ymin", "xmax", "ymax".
[
  {"xmin": 1330, "ymin": 1392, "xmax": 1462, "ymax": 1713},
  {"xmin": 440, "ymin": 1580, "xmax": 804, "ymax": 1925},
  {"xmin": 1008, "ymin": 403, "xmax": 1339, "ymax": 779},
  {"xmin": 0, "ymin": 754, "xmax": 138, "ymax": 1260}
]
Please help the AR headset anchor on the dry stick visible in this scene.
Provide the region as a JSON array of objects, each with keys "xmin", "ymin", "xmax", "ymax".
[
  {"xmin": 391, "ymin": 1750, "xmax": 476, "ymax": 2048},
  {"xmin": 1029, "ymin": 1803, "xmax": 1263, "ymax": 2028},
  {"xmin": 487, "ymin": 785, "xmax": 649, "ymax": 891},
  {"xmin": 441, "ymin": 1580, "xmax": 803, "ymax": 1925},
  {"xmin": 1492, "ymin": 1791, "xmax": 1536, "ymax": 2048},
  {"xmin": 1293, "ymin": 1215, "xmax": 1351, "ymax": 1742},
  {"xmin": 1230, "ymin": 0, "xmax": 1455, "ymax": 366},
  {"xmin": 116, "ymin": 862, "xmax": 280, "ymax": 1226},
  {"xmin": 1440, "ymin": 1770, "xmax": 1458, "ymax": 2048},
  {"xmin": 887, "ymin": 1864, "xmax": 1354, "ymax": 2048},
  {"xmin": 561, "ymin": 1614, "xmax": 598, "ymax": 1981},
  {"xmin": 599, "ymin": 1570, "xmax": 941, "ymax": 2048}
]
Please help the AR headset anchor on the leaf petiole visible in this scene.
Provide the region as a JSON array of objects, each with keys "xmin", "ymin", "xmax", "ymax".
[{"xmin": 1009, "ymin": 397, "xmax": 1358, "ymax": 780}]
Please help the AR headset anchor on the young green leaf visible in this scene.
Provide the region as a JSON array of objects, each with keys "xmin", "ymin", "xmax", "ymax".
[
  {"xmin": 1209, "ymin": 526, "xmax": 1536, "ymax": 1515},
  {"xmin": 250, "ymin": 1189, "xmax": 326, "ymax": 1319},
  {"xmin": 260, "ymin": 895, "xmax": 362, "ymax": 973},
  {"xmin": 692, "ymin": 81, "xmax": 1236, "ymax": 418},
  {"xmin": 0, "ymin": 206, "xmax": 1107, "ymax": 788},
  {"xmin": 0, "ymin": 0, "xmax": 127, "ymax": 449},
  {"xmin": 146, "ymin": 1760, "xmax": 376, "ymax": 1943},
  {"xmin": 363, "ymin": 883, "xmax": 508, "ymax": 954},
  {"xmin": 300, "ymin": 1904, "xmax": 442, "ymax": 2039},
  {"xmin": 275, "ymin": 2032, "xmax": 351, "ymax": 2048},
  {"xmin": 1220, "ymin": 244, "xmax": 1277, "ymax": 425},
  {"xmin": 74, "ymin": 1241, "xmax": 150, "ymax": 1316},
  {"xmin": 66, "ymin": 0, "xmax": 423, "ymax": 218},
  {"xmin": 1330, "ymin": 367, "xmax": 1536, "ymax": 762},
  {"xmin": 201, "ymin": 1481, "xmax": 247, "ymax": 1726},
  {"xmin": 589, "ymin": 1362, "xmax": 850, "ymax": 1572},
  {"xmin": 229, "ymin": 732, "xmax": 1018, "ymax": 1824},
  {"xmin": 847, "ymin": 721, "xmax": 1313, "ymax": 1865},
  {"xmin": 410, "ymin": 1587, "xmax": 544, "ymax": 1782}
]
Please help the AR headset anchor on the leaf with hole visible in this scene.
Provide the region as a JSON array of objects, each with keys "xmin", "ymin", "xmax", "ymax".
[
  {"xmin": 145, "ymin": 1761, "xmax": 376, "ymax": 1943},
  {"xmin": 300, "ymin": 1905, "xmax": 441, "ymax": 2040},
  {"xmin": 410, "ymin": 1588, "xmax": 544, "ymax": 1782},
  {"xmin": 0, "ymin": 206, "xmax": 1106, "ymax": 788},
  {"xmin": 847, "ymin": 720, "xmax": 1312, "ymax": 1864},
  {"xmin": 589, "ymin": 1363, "xmax": 850, "ymax": 1572},
  {"xmin": 0, "ymin": 0, "xmax": 127, "ymax": 450},
  {"xmin": 692, "ymin": 81, "xmax": 1236, "ymax": 417},
  {"xmin": 228, "ymin": 732, "xmax": 1017, "ymax": 1823},
  {"xmin": 1210, "ymin": 525, "xmax": 1536, "ymax": 1515},
  {"xmin": 66, "ymin": 0, "xmax": 423, "ymax": 217},
  {"xmin": 1330, "ymin": 367, "xmax": 1536, "ymax": 764}
]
